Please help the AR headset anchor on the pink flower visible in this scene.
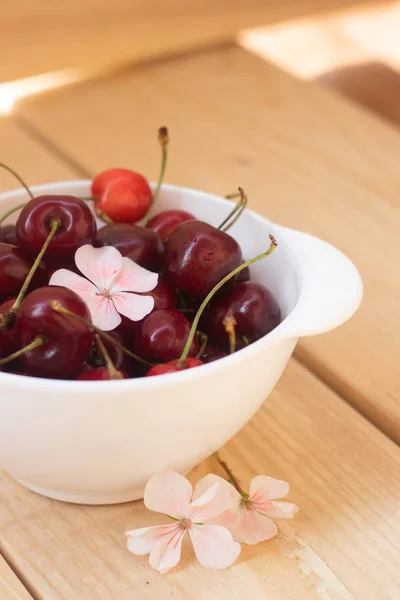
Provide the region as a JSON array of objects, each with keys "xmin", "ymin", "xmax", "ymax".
[
  {"xmin": 125, "ymin": 471, "xmax": 241, "ymax": 574},
  {"xmin": 194, "ymin": 474, "xmax": 299, "ymax": 545},
  {"xmin": 49, "ymin": 244, "xmax": 158, "ymax": 331}
]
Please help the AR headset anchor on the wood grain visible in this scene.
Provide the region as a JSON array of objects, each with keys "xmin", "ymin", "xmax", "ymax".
[
  {"xmin": 0, "ymin": 0, "xmax": 372, "ymax": 81},
  {"xmin": 0, "ymin": 360, "xmax": 399, "ymax": 599},
  {"xmin": 0, "ymin": 555, "xmax": 33, "ymax": 599},
  {"xmin": 14, "ymin": 46, "xmax": 400, "ymax": 441}
]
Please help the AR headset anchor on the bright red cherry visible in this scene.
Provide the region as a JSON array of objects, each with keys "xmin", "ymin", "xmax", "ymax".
[
  {"xmin": 0, "ymin": 224, "xmax": 17, "ymax": 245},
  {"xmin": 96, "ymin": 223, "xmax": 163, "ymax": 271},
  {"xmin": 13, "ymin": 286, "xmax": 94, "ymax": 378},
  {"xmin": 16, "ymin": 195, "xmax": 97, "ymax": 258},
  {"xmin": 147, "ymin": 357, "xmax": 203, "ymax": 376},
  {"xmin": 0, "ymin": 243, "xmax": 42, "ymax": 302},
  {"xmin": 164, "ymin": 221, "xmax": 243, "ymax": 298},
  {"xmin": 76, "ymin": 367, "xmax": 128, "ymax": 380},
  {"xmin": 132, "ymin": 309, "xmax": 199, "ymax": 362},
  {"xmin": 147, "ymin": 210, "xmax": 195, "ymax": 243},
  {"xmin": 202, "ymin": 282, "xmax": 281, "ymax": 350},
  {"xmin": 93, "ymin": 169, "xmax": 152, "ymax": 223}
]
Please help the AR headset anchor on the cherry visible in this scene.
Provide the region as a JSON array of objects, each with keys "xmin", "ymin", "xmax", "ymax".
[
  {"xmin": 147, "ymin": 357, "xmax": 203, "ymax": 376},
  {"xmin": 16, "ymin": 195, "xmax": 97, "ymax": 258},
  {"xmin": 77, "ymin": 367, "xmax": 128, "ymax": 380},
  {"xmin": 202, "ymin": 282, "xmax": 281, "ymax": 350},
  {"xmin": 87, "ymin": 330, "xmax": 129, "ymax": 372},
  {"xmin": 0, "ymin": 297, "xmax": 17, "ymax": 357},
  {"xmin": 96, "ymin": 223, "xmax": 163, "ymax": 271},
  {"xmin": 236, "ymin": 264, "xmax": 250, "ymax": 283},
  {"xmin": 94, "ymin": 171, "xmax": 152, "ymax": 223},
  {"xmin": 147, "ymin": 210, "xmax": 195, "ymax": 243},
  {"xmin": 132, "ymin": 309, "xmax": 199, "ymax": 362},
  {"xmin": 164, "ymin": 221, "xmax": 243, "ymax": 298},
  {"xmin": 0, "ymin": 243, "xmax": 43, "ymax": 302},
  {"xmin": 13, "ymin": 286, "xmax": 94, "ymax": 378},
  {"xmin": 0, "ymin": 224, "xmax": 17, "ymax": 245},
  {"xmin": 200, "ymin": 346, "xmax": 227, "ymax": 364},
  {"xmin": 117, "ymin": 274, "xmax": 176, "ymax": 337}
]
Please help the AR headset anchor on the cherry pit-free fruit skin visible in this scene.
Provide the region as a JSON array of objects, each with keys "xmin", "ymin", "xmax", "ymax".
[
  {"xmin": 0, "ymin": 224, "xmax": 17, "ymax": 245},
  {"xmin": 0, "ymin": 243, "xmax": 42, "ymax": 302},
  {"xmin": 147, "ymin": 209, "xmax": 195, "ymax": 243},
  {"xmin": 96, "ymin": 223, "xmax": 163, "ymax": 272}
]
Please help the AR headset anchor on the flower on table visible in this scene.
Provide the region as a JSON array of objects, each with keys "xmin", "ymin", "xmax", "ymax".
[
  {"xmin": 125, "ymin": 471, "xmax": 241, "ymax": 574},
  {"xmin": 49, "ymin": 244, "xmax": 158, "ymax": 331}
]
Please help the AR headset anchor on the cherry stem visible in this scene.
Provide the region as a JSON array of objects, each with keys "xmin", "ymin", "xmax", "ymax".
[
  {"xmin": 95, "ymin": 209, "xmax": 114, "ymax": 224},
  {"xmin": 143, "ymin": 126, "xmax": 169, "ymax": 225},
  {"xmin": 221, "ymin": 187, "xmax": 248, "ymax": 233},
  {"xmin": 242, "ymin": 335, "xmax": 250, "ymax": 346},
  {"xmin": 0, "ymin": 334, "xmax": 47, "ymax": 366},
  {"xmin": 0, "ymin": 203, "xmax": 26, "ymax": 226},
  {"xmin": 94, "ymin": 334, "xmax": 123, "ymax": 380},
  {"xmin": 0, "ymin": 163, "xmax": 34, "ymax": 200},
  {"xmin": 223, "ymin": 309, "xmax": 237, "ymax": 354},
  {"xmin": 225, "ymin": 192, "xmax": 242, "ymax": 200},
  {"xmin": 48, "ymin": 301, "xmax": 153, "ymax": 367},
  {"xmin": 177, "ymin": 235, "xmax": 277, "ymax": 367},
  {"xmin": 213, "ymin": 451, "xmax": 247, "ymax": 497},
  {"xmin": 196, "ymin": 331, "xmax": 208, "ymax": 359},
  {"xmin": 12, "ymin": 218, "xmax": 60, "ymax": 313}
]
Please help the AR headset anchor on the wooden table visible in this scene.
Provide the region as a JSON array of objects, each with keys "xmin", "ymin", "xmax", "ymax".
[{"xmin": 1, "ymin": 42, "xmax": 400, "ymax": 599}]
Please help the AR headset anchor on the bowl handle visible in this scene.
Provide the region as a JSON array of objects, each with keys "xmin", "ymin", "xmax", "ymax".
[{"xmin": 275, "ymin": 226, "xmax": 363, "ymax": 339}]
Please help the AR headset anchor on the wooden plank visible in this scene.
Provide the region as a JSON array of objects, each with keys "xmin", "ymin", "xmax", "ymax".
[
  {"xmin": 0, "ymin": 0, "xmax": 372, "ymax": 81},
  {"xmin": 0, "ymin": 555, "xmax": 33, "ymax": 599},
  {"xmin": 0, "ymin": 360, "xmax": 399, "ymax": 599},
  {"xmin": 14, "ymin": 46, "xmax": 400, "ymax": 441}
]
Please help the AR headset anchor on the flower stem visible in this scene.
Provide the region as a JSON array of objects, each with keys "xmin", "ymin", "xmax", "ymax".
[
  {"xmin": 143, "ymin": 126, "xmax": 169, "ymax": 225},
  {"xmin": 0, "ymin": 203, "xmax": 26, "ymax": 226},
  {"xmin": 0, "ymin": 163, "xmax": 34, "ymax": 200},
  {"xmin": 12, "ymin": 218, "xmax": 60, "ymax": 313},
  {"xmin": 213, "ymin": 451, "xmax": 247, "ymax": 497},
  {"xmin": 48, "ymin": 301, "xmax": 153, "ymax": 367},
  {"xmin": 177, "ymin": 235, "xmax": 277, "ymax": 367},
  {"xmin": 94, "ymin": 334, "xmax": 123, "ymax": 379},
  {"xmin": 223, "ymin": 309, "xmax": 237, "ymax": 354},
  {"xmin": 0, "ymin": 335, "xmax": 47, "ymax": 366},
  {"xmin": 196, "ymin": 331, "xmax": 208, "ymax": 359}
]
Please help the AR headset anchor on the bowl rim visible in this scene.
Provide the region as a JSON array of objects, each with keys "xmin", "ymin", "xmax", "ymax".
[{"xmin": 0, "ymin": 180, "xmax": 301, "ymax": 393}]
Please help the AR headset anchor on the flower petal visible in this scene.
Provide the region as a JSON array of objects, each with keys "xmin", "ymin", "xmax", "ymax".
[
  {"xmin": 144, "ymin": 471, "xmax": 192, "ymax": 519},
  {"xmin": 188, "ymin": 477, "xmax": 239, "ymax": 523},
  {"xmin": 250, "ymin": 475, "xmax": 290, "ymax": 500},
  {"xmin": 49, "ymin": 269, "xmax": 98, "ymax": 300},
  {"xmin": 189, "ymin": 524, "xmax": 241, "ymax": 570},
  {"xmin": 75, "ymin": 244, "xmax": 123, "ymax": 292},
  {"xmin": 86, "ymin": 295, "xmax": 121, "ymax": 331},
  {"xmin": 232, "ymin": 509, "xmax": 278, "ymax": 545},
  {"xmin": 126, "ymin": 523, "xmax": 185, "ymax": 574},
  {"xmin": 111, "ymin": 257, "xmax": 158, "ymax": 294},
  {"xmin": 265, "ymin": 501, "xmax": 299, "ymax": 519},
  {"xmin": 192, "ymin": 473, "xmax": 242, "ymax": 529},
  {"xmin": 112, "ymin": 292, "xmax": 155, "ymax": 322}
]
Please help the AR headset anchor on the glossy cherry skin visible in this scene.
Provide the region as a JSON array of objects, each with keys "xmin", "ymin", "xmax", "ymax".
[
  {"xmin": 16, "ymin": 195, "xmax": 97, "ymax": 258},
  {"xmin": 96, "ymin": 223, "xmax": 163, "ymax": 271},
  {"xmin": 164, "ymin": 221, "xmax": 243, "ymax": 298},
  {"xmin": 0, "ymin": 224, "xmax": 17, "ymax": 245},
  {"xmin": 76, "ymin": 367, "xmax": 128, "ymax": 380},
  {"xmin": 14, "ymin": 286, "xmax": 94, "ymax": 378},
  {"xmin": 0, "ymin": 243, "xmax": 43, "ymax": 302},
  {"xmin": 93, "ymin": 169, "xmax": 152, "ymax": 223},
  {"xmin": 202, "ymin": 282, "xmax": 281, "ymax": 350},
  {"xmin": 147, "ymin": 210, "xmax": 195, "ymax": 243},
  {"xmin": 117, "ymin": 275, "xmax": 176, "ymax": 337},
  {"xmin": 132, "ymin": 309, "xmax": 199, "ymax": 362},
  {"xmin": 147, "ymin": 357, "xmax": 203, "ymax": 376},
  {"xmin": 200, "ymin": 345, "xmax": 227, "ymax": 364}
]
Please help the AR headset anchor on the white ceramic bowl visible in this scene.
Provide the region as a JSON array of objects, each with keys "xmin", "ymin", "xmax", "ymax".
[{"xmin": 0, "ymin": 181, "xmax": 362, "ymax": 504}]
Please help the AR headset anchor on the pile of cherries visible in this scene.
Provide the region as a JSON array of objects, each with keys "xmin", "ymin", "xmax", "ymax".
[{"xmin": 0, "ymin": 129, "xmax": 281, "ymax": 381}]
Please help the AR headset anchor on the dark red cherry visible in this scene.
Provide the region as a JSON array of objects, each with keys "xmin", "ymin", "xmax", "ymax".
[
  {"xmin": 147, "ymin": 357, "xmax": 203, "ymax": 376},
  {"xmin": 96, "ymin": 223, "xmax": 163, "ymax": 271},
  {"xmin": 200, "ymin": 345, "xmax": 227, "ymax": 364},
  {"xmin": 41, "ymin": 258, "xmax": 78, "ymax": 284},
  {"xmin": 164, "ymin": 221, "xmax": 243, "ymax": 298},
  {"xmin": 236, "ymin": 264, "xmax": 250, "ymax": 283},
  {"xmin": 0, "ymin": 243, "xmax": 42, "ymax": 302},
  {"xmin": 202, "ymin": 282, "xmax": 281, "ymax": 350},
  {"xmin": 0, "ymin": 224, "xmax": 17, "ymax": 245},
  {"xmin": 132, "ymin": 309, "xmax": 199, "ymax": 362},
  {"xmin": 117, "ymin": 275, "xmax": 176, "ymax": 337},
  {"xmin": 147, "ymin": 210, "xmax": 195, "ymax": 243},
  {"xmin": 87, "ymin": 330, "xmax": 129, "ymax": 372},
  {"xmin": 14, "ymin": 286, "xmax": 94, "ymax": 378},
  {"xmin": 76, "ymin": 367, "xmax": 128, "ymax": 380},
  {"xmin": 16, "ymin": 195, "xmax": 97, "ymax": 258},
  {"xmin": 0, "ymin": 297, "xmax": 17, "ymax": 357}
]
